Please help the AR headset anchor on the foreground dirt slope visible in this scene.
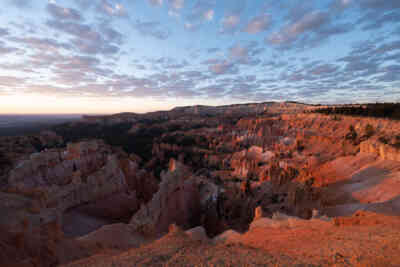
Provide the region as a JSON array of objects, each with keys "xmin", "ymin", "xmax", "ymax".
[
  {"xmin": 63, "ymin": 211, "xmax": 400, "ymax": 267},
  {"xmin": 2, "ymin": 217, "xmax": 398, "ymax": 267},
  {"xmin": 242, "ymin": 212, "xmax": 400, "ymax": 266},
  {"xmin": 62, "ymin": 230, "xmax": 306, "ymax": 267},
  {"xmin": 308, "ymin": 154, "xmax": 400, "ymax": 217}
]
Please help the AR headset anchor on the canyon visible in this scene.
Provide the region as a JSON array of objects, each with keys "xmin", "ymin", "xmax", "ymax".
[{"xmin": 1, "ymin": 102, "xmax": 400, "ymax": 266}]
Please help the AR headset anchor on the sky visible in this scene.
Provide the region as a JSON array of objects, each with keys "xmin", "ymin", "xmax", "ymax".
[{"xmin": 0, "ymin": 0, "xmax": 399, "ymax": 114}]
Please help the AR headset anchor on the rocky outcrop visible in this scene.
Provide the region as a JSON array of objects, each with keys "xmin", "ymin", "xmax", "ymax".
[
  {"xmin": 262, "ymin": 161, "xmax": 299, "ymax": 186},
  {"xmin": 0, "ymin": 140, "xmax": 147, "ymax": 234},
  {"xmin": 7, "ymin": 140, "xmax": 127, "ymax": 212},
  {"xmin": 231, "ymin": 146, "xmax": 274, "ymax": 179},
  {"xmin": 360, "ymin": 139, "xmax": 400, "ymax": 161},
  {"xmin": 130, "ymin": 160, "xmax": 220, "ymax": 237},
  {"xmin": 213, "ymin": 229, "xmax": 242, "ymax": 244},
  {"xmin": 0, "ymin": 131, "xmax": 64, "ymax": 182},
  {"xmin": 77, "ymin": 223, "xmax": 146, "ymax": 250},
  {"xmin": 185, "ymin": 226, "xmax": 209, "ymax": 242},
  {"xmin": 253, "ymin": 206, "xmax": 266, "ymax": 221}
]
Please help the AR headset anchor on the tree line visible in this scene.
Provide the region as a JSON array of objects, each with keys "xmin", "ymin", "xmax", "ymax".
[{"xmin": 311, "ymin": 103, "xmax": 400, "ymax": 120}]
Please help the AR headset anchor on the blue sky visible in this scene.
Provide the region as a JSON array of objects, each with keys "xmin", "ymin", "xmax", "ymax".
[{"xmin": 0, "ymin": 0, "xmax": 399, "ymax": 114}]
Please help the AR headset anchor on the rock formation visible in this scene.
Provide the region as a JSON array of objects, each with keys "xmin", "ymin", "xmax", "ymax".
[
  {"xmin": 130, "ymin": 159, "xmax": 221, "ymax": 237},
  {"xmin": 2, "ymin": 103, "xmax": 400, "ymax": 266}
]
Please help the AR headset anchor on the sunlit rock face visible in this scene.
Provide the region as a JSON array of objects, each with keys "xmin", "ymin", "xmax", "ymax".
[
  {"xmin": 231, "ymin": 146, "xmax": 274, "ymax": 179},
  {"xmin": 360, "ymin": 139, "xmax": 400, "ymax": 161}
]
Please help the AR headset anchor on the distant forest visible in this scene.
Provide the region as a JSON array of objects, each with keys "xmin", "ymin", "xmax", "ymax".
[{"xmin": 312, "ymin": 103, "xmax": 400, "ymax": 120}]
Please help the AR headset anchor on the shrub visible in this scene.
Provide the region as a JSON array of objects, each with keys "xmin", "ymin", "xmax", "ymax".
[
  {"xmin": 346, "ymin": 125, "xmax": 357, "ymax": 141},
  {"xmin": 378, "ymin": 136, "xmax": 389, "ymax": 144},
  {"xmin": 364, "ymin": 124, "xmax": 375, "ymax": 138},
  {"xmin": 295, "ymin": 140, "xmax": 305, "ymax": 152}
]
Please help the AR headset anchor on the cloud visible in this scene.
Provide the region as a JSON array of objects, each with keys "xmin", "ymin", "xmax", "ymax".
[
  {"xmin": 198, "ymin": 84, "xmax": 226, "ymax": 98},
  {"xmin": 54, "ymin": 55, "xmax": 100, "ymax": 70},
  {"xmin": 169, "ymin": 0, "xmax": 184, "ymax": 10},
  {"xmin": 375, "ymin": 40, "xmax": 400, "ymax": 54},
  {"xmin": 202, "ymin": 58, "xmax": 220, "ymax": 65},
  {"xmin": 10, "ymin": 36, "xmax": 71, "ymax": 52},
  {"xmin": 356, "ymin": 0, "xmax": 400, "ymax": 30},
  {"xmin": 71, "ymin": 38, "xmax": 119, "ymax": 54},
  {"xmin": 227, "ymin": 82, "xmax": 260, "ymax": 100},
  {"xmin": 74, "ymin": 0, "xmax": 95, "ymax": 9},
  {"xmin": 163, "ymin": 79, "xmax": 200, "ymax": 98},
  {"xmin": 148, "ymin": 0, "xmax": 163, "ymax": 6},
  {"xmin": 0, "ymin": 41, "xmax": 20, "ymax": 55},
  {"xmin": 228, "ymin": 42, "xmax": 262, "ymax": 66},
  {"xmin": 263, "ymin": 60, "xmax": 288, "ymax": 69},
  {"xmin": 148, "ymin": 57, "xmax": 189, "ymax": 70},
  {"xmin": 183, "ymin": 0, "xmax": 215, "ymax": 31},
  {"xmin": 47, "ymin": 20, "xmax": 101, "ymax": 42},
  {"xmin": 0, "ymin": 28, "xmax": 9, "ymax": 37},
  {"xmin": 181, "ymin": 70, "xmax": 206, "ymax": 80},
  {"xmin": 318, "ymin": 22, "xmax": 354, "ymax": 36},
  {"xmin": 242, "ymin": 14, "xmax": 270, "ymax": 34},
  {"xmin": 220, "ymin": 14, "xmax": 240, "ymax": 34},
  {"xmin": 230, "ymin": 44, "xmax": 248, "ymax": 59},
  {"xmin": 359, "ymin": 0, "xmax": 400, "ymax": 10},
  {"xmin": 0, "ymin": 76, "xmax": 26, "ymax": 87},
  {"xmin": 309, "ymin": 63, "xmax": 340, "ymax": 76},
  {"xmin": 267, "ymin": 9, "xmax": 353, "ymax": 50},
  {"xmin": 208, "ymin": 60, "xmax": 237, "ymax": 75},
  {"xmin": 331, "ymin": 0, "xmax": 353, "ymax": 10},
  {"xmin": 9, "ymin": 0, "xmax": 31, "ymax": 8},
  {"xmin": 184, "ymin": 22, "xmax": 200, "ymax": 32},
  {"xmin": 2, "ymin": 0, "xmax": 398, "ymax": 104},
  {"xmin": 207, "ymin": 47, "xmax": 219, "ymax": 53},
  {"xmin": 134, "ymin": 21, "xmax": 171, "ymax": 40},
  {"xmin": 53, "ymin": 71, "xmax": 97, "ymax": 85},
  {"xmin": 46, "ymin": 3, "xmax": 83, "ymax": 21},
  {"xmin": 98, "ymin": 0, "xmax": 127, "ymax": 17},
  {"xmin": 376, "ymin": 70, "xmax": 400, "ymax": 82},
  {"xmin": 335, "ymin": 39, "xmax": 400, "ymax": 83},
  {"xmin": 268, "ymin": 11, "xmax": 329, "ymax": 45},
  {"xmin": 203, "ymin": 9, "xmax": 214, "ymax": 21},
  {"xmin": 135, "ymin": 64, "xmax": 146, "ymax": 70},
  {"xmin": 360, "ymin": 11, "xmax": 400, "ymax": 30},
  {"xmin": 99, "ymin": 23, "xmax": 123, "ymax": 45},
  {"xmin": 46, "ymin": 20, "xmax": 121, "ymax": 54}
]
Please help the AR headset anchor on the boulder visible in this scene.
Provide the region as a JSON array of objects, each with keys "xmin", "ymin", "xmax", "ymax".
[
  {"xmin": 185, "ymin": 226, "xmax": 209, "ymax": 242},
  {"xmin": 77, "ymin": 223, "xmax": 146, "ymax": 250},
  {"xmin": 213, "ymin": 229, "xmax": 242, "ymax": 244}
]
